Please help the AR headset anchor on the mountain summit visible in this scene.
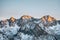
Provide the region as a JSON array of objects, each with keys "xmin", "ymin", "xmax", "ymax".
[{"xmin": 40, "ymin": 15, "xmax": 56, "ymax": 27}]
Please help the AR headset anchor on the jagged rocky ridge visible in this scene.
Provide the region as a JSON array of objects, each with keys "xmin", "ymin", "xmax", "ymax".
[{"xmin": 0, "ymin": 15, "xmax": 60, "ymax": 40}]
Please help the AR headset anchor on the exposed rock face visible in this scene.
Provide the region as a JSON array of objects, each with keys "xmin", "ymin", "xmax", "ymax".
[
  {"xmin": 0, "ymin": 15, "xmax": 60, "ymax": 40},
  {"xmin": 40, "ymin": 15, "xmax": 56, "ymax": 27}
]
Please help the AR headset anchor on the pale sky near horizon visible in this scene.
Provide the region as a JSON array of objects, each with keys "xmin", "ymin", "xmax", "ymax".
[{"xmin": 0, "ymin": 0, "xmax": 60, "ymax": 20}]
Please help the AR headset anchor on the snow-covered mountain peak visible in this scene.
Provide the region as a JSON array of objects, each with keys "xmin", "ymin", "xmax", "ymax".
[
  {"xmin": 40, "ymin": 15, "xmax": 57, "ymax": 27},
  {"xmin": 21, "ymin": 15, "xmax": 32, "ymax": 20}
]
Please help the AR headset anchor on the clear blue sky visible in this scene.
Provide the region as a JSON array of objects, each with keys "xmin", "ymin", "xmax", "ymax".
[{"xmin": 0, "ymin": 0, "xmax": 60, "ymax": 20}]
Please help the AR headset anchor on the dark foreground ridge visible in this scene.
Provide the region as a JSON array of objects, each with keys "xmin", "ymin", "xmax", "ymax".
[{"xmin": 0, "ymin": 15, "xmax": 60, "ymax": 40}]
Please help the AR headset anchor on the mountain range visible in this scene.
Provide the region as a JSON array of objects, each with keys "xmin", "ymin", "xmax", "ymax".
[{"xmin": 0, "ymin": 15, "xmax": 60, "ymax": 40}]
